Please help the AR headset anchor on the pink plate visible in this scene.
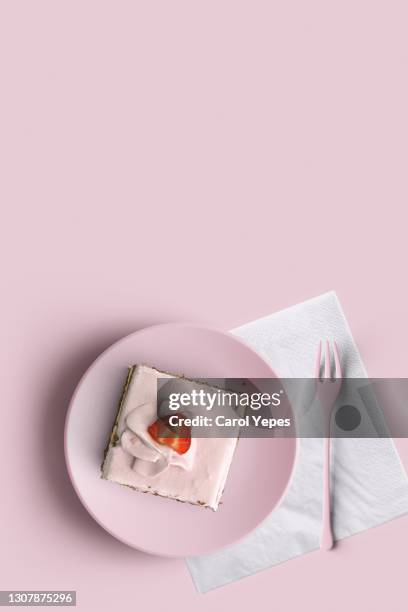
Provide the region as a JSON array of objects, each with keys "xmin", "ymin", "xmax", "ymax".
[{"xmin": 64, "ymin": 323, "xmax": 296, "ymax": 557}]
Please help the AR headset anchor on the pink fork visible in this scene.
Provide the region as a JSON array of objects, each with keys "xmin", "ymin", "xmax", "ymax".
[{"xmin": 315, "ymin": 340, "xmax": 342, "ymax": 551}]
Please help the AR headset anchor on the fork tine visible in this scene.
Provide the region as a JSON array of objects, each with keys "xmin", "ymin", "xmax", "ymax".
[
  {"xmin": 333, "ymin": 340, "xmax": 342, "ymax": 379},
  {"xmin": 324, "ymin": 340, "xmax": 331, "ymax": 379},
  {"xmin": 315, "ymin": 341, "xmax": 322, "ymax": 378}
]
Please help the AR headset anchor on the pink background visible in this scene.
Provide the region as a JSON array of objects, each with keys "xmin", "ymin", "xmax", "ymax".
[{"xmin": 1, "ymin": 1, "xmax": 407, "ymax": 610}]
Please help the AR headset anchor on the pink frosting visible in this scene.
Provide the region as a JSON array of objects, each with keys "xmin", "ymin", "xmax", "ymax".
[
  {"xmin": 120, "ymin": 402, "xmax": 196, "ymax": 477},
  {"xmin": 102, "ymin": 365, "xmax": 238, "ymax": 510}
]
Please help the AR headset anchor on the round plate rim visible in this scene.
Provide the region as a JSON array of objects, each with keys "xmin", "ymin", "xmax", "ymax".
[{"xmin": 64, "ymin": 322, "xmax": 297, "ymax": 557}]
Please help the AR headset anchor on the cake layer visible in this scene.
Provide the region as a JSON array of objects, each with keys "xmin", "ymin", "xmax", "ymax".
[{"xmin": 101, "ymin": 365, "xmax": 238, "ymax": 510}]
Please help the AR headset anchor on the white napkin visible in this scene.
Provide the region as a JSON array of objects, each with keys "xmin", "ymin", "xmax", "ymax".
[{"xmin": 186, "ymin": 291, "xmax": 408, "ymax": 593}]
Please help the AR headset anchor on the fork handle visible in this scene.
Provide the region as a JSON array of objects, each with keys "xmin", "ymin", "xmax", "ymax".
[{"xmin": 320, "ymin": 436, "xmax": 334, "ymax": 550}]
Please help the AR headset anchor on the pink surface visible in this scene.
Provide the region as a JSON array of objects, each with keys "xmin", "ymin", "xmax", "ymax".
[
  {"xmin": 65, "ymin": 323, "xmax": 296, "ymax": 556},
  {"xmin": 1, "ymin": 1, "xmax": 408, "ymax": 610}
]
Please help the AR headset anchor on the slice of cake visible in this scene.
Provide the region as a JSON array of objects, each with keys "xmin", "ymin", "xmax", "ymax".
[{"xmin": 101, "ymin": 365, "xmax": 239, "ymax": 511}]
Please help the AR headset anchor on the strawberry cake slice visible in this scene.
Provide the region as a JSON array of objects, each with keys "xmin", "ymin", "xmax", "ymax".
[{"xmin": 101, "ymin": 365, "xmax": 239, "ymax": 511}]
